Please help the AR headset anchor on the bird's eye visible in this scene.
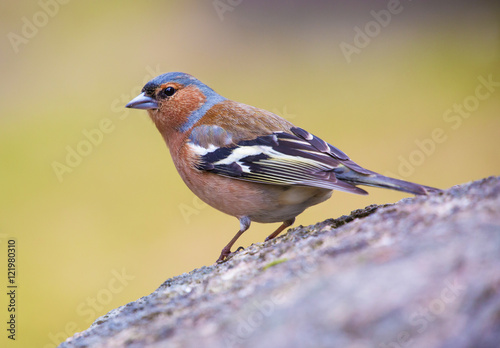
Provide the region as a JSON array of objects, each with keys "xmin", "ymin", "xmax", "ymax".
[{"xmin": 161, "ymin": 87, "xmax": 176, "ymax": 98}]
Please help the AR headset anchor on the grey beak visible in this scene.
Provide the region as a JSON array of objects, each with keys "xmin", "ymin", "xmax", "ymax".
[{"xmin": 126, "ymin": 92, "xmax": 158, "ymax": 109}]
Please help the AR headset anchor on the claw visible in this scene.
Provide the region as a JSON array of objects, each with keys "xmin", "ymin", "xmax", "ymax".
[{"xmin": 215, "ymin": 246, "xmax": 245, "ymax": 263}]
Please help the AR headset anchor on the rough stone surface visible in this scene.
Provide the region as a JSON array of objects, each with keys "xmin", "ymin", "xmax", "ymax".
[{"xmin": 59, "ymin": 176, "xmax": 500, "ymax": 348}]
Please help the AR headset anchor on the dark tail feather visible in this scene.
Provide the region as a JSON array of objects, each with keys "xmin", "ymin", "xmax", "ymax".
[{"xmin": 334, "ymin": 169, "xmax": 441, "ymax": 196}]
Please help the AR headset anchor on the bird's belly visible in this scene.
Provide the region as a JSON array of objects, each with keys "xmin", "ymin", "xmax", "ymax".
[
  {"xmin": 171, "ymin": 147, "xmax": 333, "ymax": 223},
  {"xmin": 250, "ymin": 186, "xmax": 333, "ymax": 223},
  {"xmin": 181, "ymin": 170, "xmax": 332, "ymax": 223}
]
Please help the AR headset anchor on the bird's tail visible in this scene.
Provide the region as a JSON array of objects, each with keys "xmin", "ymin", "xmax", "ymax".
[{"xmin": 334, "ymin": 167, "xmax": 441, "ymax": 196}]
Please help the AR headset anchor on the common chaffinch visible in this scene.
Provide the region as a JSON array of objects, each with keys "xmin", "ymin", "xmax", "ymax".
[{"xmin": 126, "ymin": 72, "xmax": 440, "ymax": 262}]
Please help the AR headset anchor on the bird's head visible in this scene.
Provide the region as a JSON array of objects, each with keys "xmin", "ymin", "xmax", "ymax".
[{"xmin": 126, "ymin": 72, "xmax": 225, "ymax": 134}]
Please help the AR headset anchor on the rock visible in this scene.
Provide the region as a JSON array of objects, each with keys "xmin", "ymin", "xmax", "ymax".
[{"xmin": 59, "ymin": 176, "xmax": 500, "ymax": 348}]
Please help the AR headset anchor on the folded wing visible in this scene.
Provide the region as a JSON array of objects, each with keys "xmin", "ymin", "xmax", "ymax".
[{"xmin": 189, "ymin": 125, "xmax": 371, "ymax": 195}]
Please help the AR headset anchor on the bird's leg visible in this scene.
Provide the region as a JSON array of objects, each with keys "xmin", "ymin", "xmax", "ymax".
[
  {"xmin": 217, "ymin": 216, "xmax": 251, "ymax": 263},
  {"xmin": 265, "ymin": 218, "xmax": 295, "ymax": 242}
]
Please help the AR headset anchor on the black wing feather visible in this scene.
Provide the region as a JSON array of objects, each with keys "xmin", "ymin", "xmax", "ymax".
[{"xmin": 193, "ymin": 128, "xmax": 369, "ymax": 195}]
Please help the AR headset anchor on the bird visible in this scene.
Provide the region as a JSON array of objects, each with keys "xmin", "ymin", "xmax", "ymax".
[{"xmin": 126, "ymin": 72, "xmax": 441, "ymax": 262}]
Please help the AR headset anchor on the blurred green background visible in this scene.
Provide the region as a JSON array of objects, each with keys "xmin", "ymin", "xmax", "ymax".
[{"xmin": 1, "ymin": 1, "xmax": 499, "ymax": 347}]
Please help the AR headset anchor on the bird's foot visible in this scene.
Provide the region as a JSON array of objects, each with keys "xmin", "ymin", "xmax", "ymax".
[{"xmin": 216, "ymin": 246, "xmax": 245, "ymax": 263}]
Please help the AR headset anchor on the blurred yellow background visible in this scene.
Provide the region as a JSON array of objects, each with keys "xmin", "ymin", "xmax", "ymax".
[{"xmin": 1, "ymin": 1, "xmax": 499, "ymax": 347}]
